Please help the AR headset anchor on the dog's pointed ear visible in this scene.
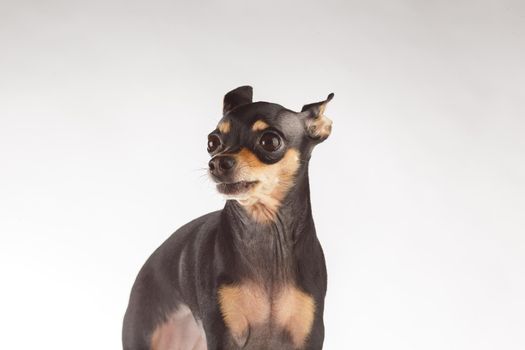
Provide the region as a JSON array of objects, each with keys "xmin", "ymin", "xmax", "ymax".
[
  {"xmin": 223, "ymin": 86, "xmax": 253, "ymax": 115},
  {"xmin": 300, "ymin": 93, "xmax": 334, "ymax": 142}
]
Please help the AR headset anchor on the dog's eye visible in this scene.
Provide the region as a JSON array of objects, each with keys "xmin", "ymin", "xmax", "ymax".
[
  {"xmin": 207, "ymin": 134, "xmax": 221, "ymax": 153},
  {"xmin": 259, "ymin": 132, "xmax": 281, "ymax": 152}
]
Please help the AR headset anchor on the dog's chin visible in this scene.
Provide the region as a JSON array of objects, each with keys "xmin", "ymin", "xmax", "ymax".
[{"xmin": 216, "ymin": 180, "xmax": 258, "ymax": 199}]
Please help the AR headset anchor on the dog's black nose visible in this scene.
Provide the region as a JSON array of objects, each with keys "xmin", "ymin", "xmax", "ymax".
[
  {"xmin": 219, "ymin": 156, "xmax": 235, "ymax": 170},
  {"xmin": 209, "ymin": 156, "xmax": 236, "ymax": 175},
  {"xmin": 208, "ymin": 159, "xmax": 216, "ymax": 171}
]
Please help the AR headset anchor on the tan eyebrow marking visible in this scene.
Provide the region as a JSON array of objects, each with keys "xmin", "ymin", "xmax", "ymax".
[
  {"xmin": 217, "ymin": 121, "xmax": 231, "ymax": 133},
  {"xmin": 252, "ymin": 120, "xmax": 269, "ymax": 132}
]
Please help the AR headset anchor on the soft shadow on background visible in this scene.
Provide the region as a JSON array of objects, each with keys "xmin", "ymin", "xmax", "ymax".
[{"xmin": 1, "ymin": 0, "xmax": 524, "ymax": 349}]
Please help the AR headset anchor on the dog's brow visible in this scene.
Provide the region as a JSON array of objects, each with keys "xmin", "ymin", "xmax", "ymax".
[
  {"xmin": 217, "ymin": 121, "xmax": 231, "ymax": 134},
  {"xmin": 252, "ymin": 120, "xmax": 269, "ymax": 132}
]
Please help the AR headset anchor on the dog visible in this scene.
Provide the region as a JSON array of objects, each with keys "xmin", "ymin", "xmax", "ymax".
[{"xmin": 123, "ymin": 86, "xmax": 334, "ymax": 350}]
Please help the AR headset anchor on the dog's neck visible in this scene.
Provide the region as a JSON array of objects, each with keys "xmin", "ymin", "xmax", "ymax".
[
  {"xmin": 223, "ymin": 166, "xmax": 313, "ymax": 235},
  {"xmin": 221, "ymin": 165, "xmax": 315, "ymax": 280}
]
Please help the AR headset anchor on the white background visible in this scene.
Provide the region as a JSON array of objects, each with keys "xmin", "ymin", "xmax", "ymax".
[{"xmin": 1, "ymin": 0, "xmax": 524, "ymax": 349}]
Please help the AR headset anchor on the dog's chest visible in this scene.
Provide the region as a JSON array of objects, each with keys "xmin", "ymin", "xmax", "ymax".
[{"xmin": 218, "ymin": 281, "xmax": 315, "ymax": 349}]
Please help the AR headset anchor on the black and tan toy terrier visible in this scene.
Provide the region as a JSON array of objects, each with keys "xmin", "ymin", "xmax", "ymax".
[{"xmin": 123, "ymin": 86, "xmax": 334, "ymax": 350}]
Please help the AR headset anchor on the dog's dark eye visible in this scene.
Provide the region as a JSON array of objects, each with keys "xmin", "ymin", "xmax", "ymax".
[
  {"xmin": 207, "ymin": 134, "xmax": 221, "ymax": 153},
  {"xmin": 259, "ymin": 132, "xmax": 281, "ymax": 152}
]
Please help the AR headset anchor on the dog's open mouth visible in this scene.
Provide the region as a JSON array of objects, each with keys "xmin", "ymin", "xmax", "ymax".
[{"xmin": 217, "ymin": 181, "xmax": 258, "ymax": 195}]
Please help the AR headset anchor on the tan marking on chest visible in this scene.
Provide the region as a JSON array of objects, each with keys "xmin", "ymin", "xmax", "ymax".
[
  {"xmin": 218, "ymin": 282, "xmax": 315, "ymax": 348},
  {"xmin": 274, "ymin": 286, "xmax": 316, "ymax": 348},
  {"xmin": 218, "ymin": 282, "xmax": 270, "ymax": 346}
]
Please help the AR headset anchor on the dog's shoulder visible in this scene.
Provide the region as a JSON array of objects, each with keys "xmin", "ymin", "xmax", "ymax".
[
  {"xmin": 151, "ymin": 210, "xmax": 222, "ymax": 263},
  {"xmin": 167, "ymin": 210, "xmax": 221, "ymax": 245},
  {"xmin": 128, "ymin": 211, "xmax": 223, "ymax": 301}
]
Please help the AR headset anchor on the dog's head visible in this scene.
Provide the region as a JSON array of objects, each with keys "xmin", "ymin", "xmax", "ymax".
[{"xmin": 207, "ymin": 86, "xmax": 334, "ymax": 222}]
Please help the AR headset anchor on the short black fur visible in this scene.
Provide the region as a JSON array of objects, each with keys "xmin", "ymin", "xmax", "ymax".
[{"xmin": 123, "ymin": 86, "xmax": 334, "ymax": 350}]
